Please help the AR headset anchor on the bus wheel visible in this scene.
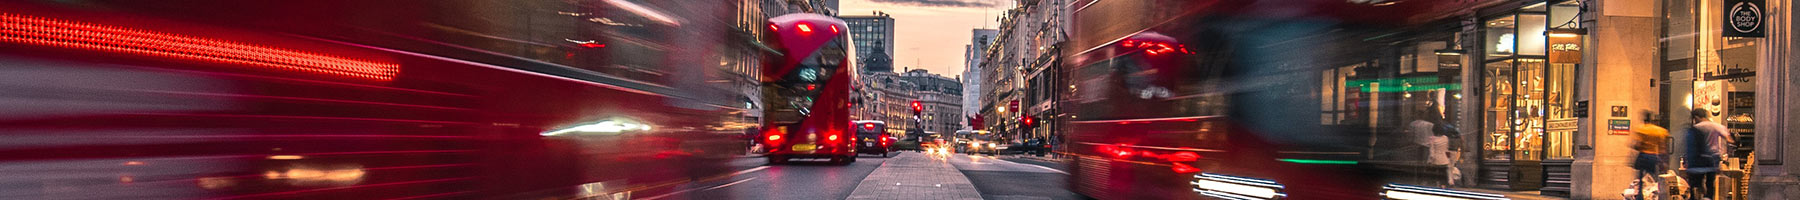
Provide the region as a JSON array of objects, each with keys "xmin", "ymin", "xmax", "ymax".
[{"xmin": 844, "ymin": 155, "xmax": 857, "ymax": 164}]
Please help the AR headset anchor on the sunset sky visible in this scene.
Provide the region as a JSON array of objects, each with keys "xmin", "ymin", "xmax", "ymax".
[{"xmin": 839, "ymin": 0, "xmax": 1014, "ymax": 78}]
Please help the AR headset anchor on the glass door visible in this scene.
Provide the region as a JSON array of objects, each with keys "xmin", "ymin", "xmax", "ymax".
[{"xmin": 1478, "ymin": 10, "xmax": 1551, "ymax": 190}]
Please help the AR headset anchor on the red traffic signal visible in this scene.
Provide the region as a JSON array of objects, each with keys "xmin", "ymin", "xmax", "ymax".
[
  {"xmin": 911, "ymin": 101, "xmax": 923, "ymax": 113},
  {"xmin": 1022, "ymin": 116, "xmax": 1035, "ymax": 127}
]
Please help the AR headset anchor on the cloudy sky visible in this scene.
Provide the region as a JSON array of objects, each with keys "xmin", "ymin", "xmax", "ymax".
[{"xmin": 839, "ymin": 0, "xmax": 1013, "ymax": 78}]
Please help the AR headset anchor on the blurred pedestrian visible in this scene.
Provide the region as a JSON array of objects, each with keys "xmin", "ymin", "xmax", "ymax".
[
  {"xmin": 1630, "ymin": 111, "xmax": 1668, "ymax": 199},
  {"xmin": 1685, "ymin": 108, "xmax": 1732, "ymax": 200},
  {"xmin": 1410, "ymin": 107, "xmax": 1451, "ymax": 186}
]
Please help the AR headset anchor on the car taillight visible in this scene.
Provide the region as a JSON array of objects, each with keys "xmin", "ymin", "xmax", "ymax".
[
  {"xmin": 828, "ymin": 135, "xmax": 839, "ymax": 141},
  {"xmin": 768, "ymin": 135, "xmax": 781, "ymax": 141}
]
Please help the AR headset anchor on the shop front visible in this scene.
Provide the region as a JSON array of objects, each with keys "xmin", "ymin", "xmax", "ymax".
[
  {"xmin": 1470, "ymin": 0, "xmax": 1582, "ymax": 195},
  {"xmin": 1659, "ymin": 0, "xmax": 1767, "ymax": 198}
]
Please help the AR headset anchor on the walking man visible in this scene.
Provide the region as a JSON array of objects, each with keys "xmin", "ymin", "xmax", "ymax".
[
  {"xmin": 1685, "ymin": 108, "xmax": 1733, "ymax": 200},
  {"xmin": 1631, "ymin": 111, "xmax": 1668, "ymax": 199}
]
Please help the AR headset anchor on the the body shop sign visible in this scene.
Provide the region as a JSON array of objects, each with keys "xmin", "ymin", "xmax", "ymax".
[{"xmin": 1725, "ymin": 0, "xmax": 1765, "ymax": 37}]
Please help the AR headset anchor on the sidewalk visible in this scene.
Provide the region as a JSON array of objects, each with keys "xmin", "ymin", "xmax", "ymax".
[{"xmin": 846, "ymin": 152, "xmax": 984, "ymax": 200}]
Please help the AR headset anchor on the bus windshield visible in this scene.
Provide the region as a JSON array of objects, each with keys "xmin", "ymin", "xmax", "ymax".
[{"xmin": 761, "ymin": 37, "xmax": 847, "ymax": 125}]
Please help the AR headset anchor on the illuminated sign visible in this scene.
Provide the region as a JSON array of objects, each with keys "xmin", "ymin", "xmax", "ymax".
[
  {"xmin": 1547, "ymin": 35, "xmax": 1582, "ymax": 64},
  {"xmin": 1725, "ymin": 0, "xmax": 1765, "ymax": 37}
]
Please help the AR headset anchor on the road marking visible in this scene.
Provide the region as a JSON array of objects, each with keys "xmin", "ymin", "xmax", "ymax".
[
  {"xmin": 702, "ymin": 178, "xmax": 756, "ymax": 191},
  {"xmin": 636, "ymin": 166, "xmax": 769, "ymax": 200},
  {"xmin": 996, "ymin": 158, "xmax": 1069, "ymax": 175},
  {"xmin": 730, "ymin": 166, "xmax": 770, "ymax": 176}
]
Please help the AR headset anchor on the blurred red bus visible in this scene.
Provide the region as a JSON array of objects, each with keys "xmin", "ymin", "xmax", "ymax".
[
  {"xmin": 0, "ymin": 0, "xmax": 759, "ymax": 199},
  {"xmin": 1062, "ymin": 0, "xmax": 1490, "ymax": 199}
]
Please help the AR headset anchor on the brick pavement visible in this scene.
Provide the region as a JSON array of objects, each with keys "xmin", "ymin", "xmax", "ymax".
[{"xmin": 846, "ymin": 152, "xmax": 984, "ymax": 200}]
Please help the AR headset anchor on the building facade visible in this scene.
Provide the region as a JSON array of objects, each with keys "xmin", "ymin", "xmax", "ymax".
[
  {"xmin": 980, "ymin": 0, "xmax": 1066, "ymax": 143},
  {"xmin": 903, "ymin": 69, "xmax": 965, "ymax": 137},
  {"xmin": 857, "ymin": 72, "xmax": 919, "ymax": 137},
  {"xmin": 964, "ymin": 29, "xmax": 999, "ymax": 130},
  {"xmin": 842, "ymin": 12, "xmax": 896, "ymax": 72}
]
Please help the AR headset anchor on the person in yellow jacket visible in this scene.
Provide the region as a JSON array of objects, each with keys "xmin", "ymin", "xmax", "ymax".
[{"xmin": 1630, "ymin": 111, "xmax": 1668, "ymax": 200}]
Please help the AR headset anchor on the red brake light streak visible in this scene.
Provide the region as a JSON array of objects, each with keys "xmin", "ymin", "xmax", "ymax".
[
  {"xmin": 796, "ymin": 23, "xmax": 813, "ymax": 34},
  {"xmin": 0, "ymin": 13, "xmax": 399, "ymax": 81}
]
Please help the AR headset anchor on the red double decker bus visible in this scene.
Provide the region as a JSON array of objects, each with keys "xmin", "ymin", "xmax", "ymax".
[{"xmin": 758, "ymin": 13, "xmax": 862, "ymax": 165}]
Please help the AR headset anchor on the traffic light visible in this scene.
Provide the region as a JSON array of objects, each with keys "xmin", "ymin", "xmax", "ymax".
[
  {"xmin": 911, "ymin": 100, "xmax": 923, "ymax": 114},
  {"xmin": 1022, "ymin": 116, "xmax": 1036, "ymax": 127}
]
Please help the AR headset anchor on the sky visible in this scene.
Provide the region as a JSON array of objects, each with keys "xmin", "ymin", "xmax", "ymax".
[{"xmin": 839, "ymin": 0, "xmax": 1014, "ymax": 78}]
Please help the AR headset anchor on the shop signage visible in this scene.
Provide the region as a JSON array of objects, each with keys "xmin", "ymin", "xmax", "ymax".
[
  {"xmin": 1724, "ymin": 0, "xmax": 1766, "ymax": 37},
  {"xmin": 1547, "ymin": 35, "xmax": 1581, "ymax": 64},
  {"xmin": 1547, "ymin": 119, "xmax": 1578, "ymax": 131},
  {"xmin": 1610, "ymin": 106, "xmax": 1629, "ymax": 118},
  {"xmin": 1573, "ymin": 101, "xmax": 1589, "ymax": 118},
  {"xmin": 1608, "ymin": 119, "xmax": 1631, "ymax": 135}
]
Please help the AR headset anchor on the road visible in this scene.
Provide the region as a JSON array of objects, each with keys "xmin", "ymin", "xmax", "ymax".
[{"xmin": 644, "ymin": 152, "xmax": 1088, "ymax": 200}]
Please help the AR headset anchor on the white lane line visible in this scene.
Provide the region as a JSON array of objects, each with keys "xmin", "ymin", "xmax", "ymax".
[
  {"xmin": 702, "ymin": 177, "xmax": 757, "ymax": 191},
  {"xmin": 637, "ymin": 166, "xmax": 770, "ymax": 200},
  {"xmin": 730, "ymin": 166, "xmax": 770, "ymax": 176},
  {"xmin": 996, "ymin": 158, "xmax": 1069, "ymax": 175}
]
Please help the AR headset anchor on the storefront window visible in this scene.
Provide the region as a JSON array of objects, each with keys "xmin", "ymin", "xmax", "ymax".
[
  {"xmin": 1484, "ymin": 16, "xmax": 1517, "ymax": 60},
  {"xmin": 1512, "ymin": 58, "xmax": 1545, "ymax": 161},
  {"xmin": 1676, "ymin": 0, "xmax": 1760, "ymax": 161},
  {"xmin": 1543, "ymin": 1, "xmax": 1582, "ymax": 160},
  {"xmin": 1481, "ymin": 10, "xmax": 1569, "ymax": 161},
  {"xmin": 1482, "ymin": 59, "xmax": 1515, "ymax": 160}
]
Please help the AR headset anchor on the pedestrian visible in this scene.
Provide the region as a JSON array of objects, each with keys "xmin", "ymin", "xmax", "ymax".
[
  {"xmin": 1410, "ymin": 108, "xmax": 1451, "ymax": 186},
  {"xmin": 1685, "ymin": 108, "xmax": 1733, "ymax": 200},
  {"xmin": 1630, "ymin": 111, "xmax": 1668, "ymax": 199}
]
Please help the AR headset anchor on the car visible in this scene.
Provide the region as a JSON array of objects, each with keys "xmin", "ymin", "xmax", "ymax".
[
  {"xmin": 964, "ymin": 140, "xmax": 1001, "ymax": 155},
  {"xmin": 853, "ymin": 121, "xmax": 894, "ymax": 157},
  {"xmin": 1004, "ymin": 139, "xmax": 1051, "ymax": 156},
  {"xmin": 892, "ymin": 137, "xmax": 922, "ymax": 151}
]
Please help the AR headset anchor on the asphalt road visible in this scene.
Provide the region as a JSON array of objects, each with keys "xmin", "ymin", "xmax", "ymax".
[
  {"xmin": 643, "ymin": 151, "xmax": 1088, "ymax": 200},
  {"xmin": 946, "ymin": 154, "xmax": 1087, "ymax": 200}
]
